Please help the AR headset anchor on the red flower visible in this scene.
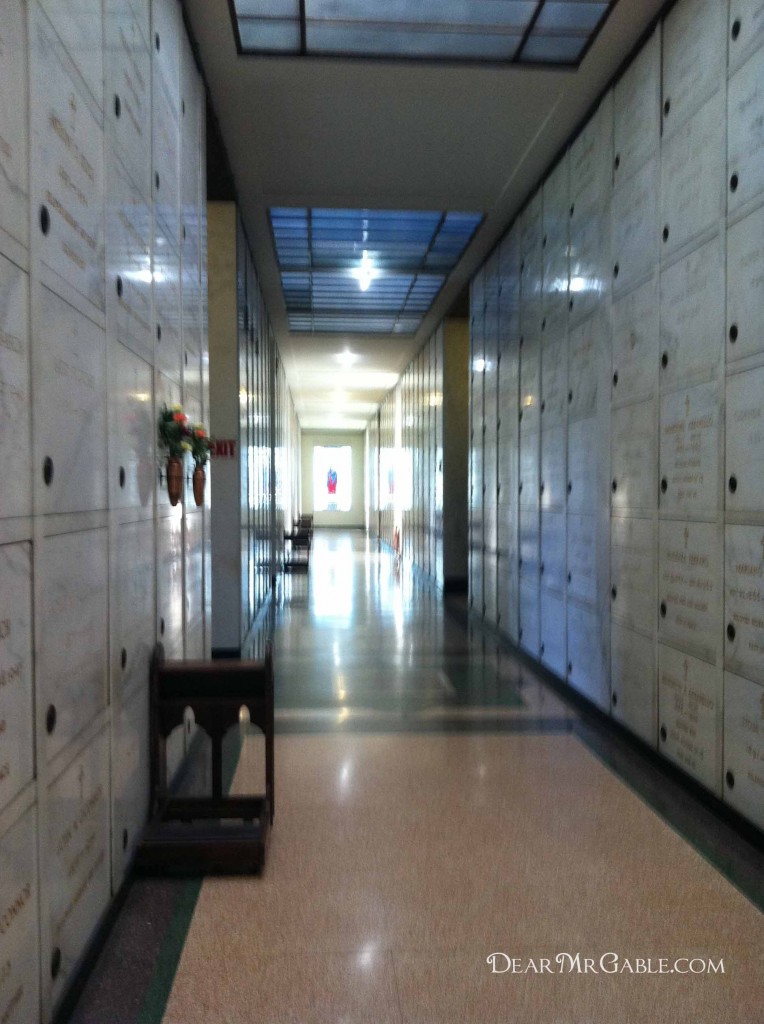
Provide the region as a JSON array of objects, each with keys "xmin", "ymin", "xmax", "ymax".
[{"xmin": 173, "ymin": 412, "xmax": 187, "ymax": 423}]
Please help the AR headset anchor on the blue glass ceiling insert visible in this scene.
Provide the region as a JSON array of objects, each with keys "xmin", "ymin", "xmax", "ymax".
[
  {"xmin": 232, "ymin": 1, "xmax": 616, "ymax": 66},
  {"xmin": 270, "ymin": 207, "xmax": 482, "ymax": 334}
]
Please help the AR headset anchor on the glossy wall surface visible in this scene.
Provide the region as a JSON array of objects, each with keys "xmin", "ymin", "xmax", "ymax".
[
  {"xmin": 0, "ymin": 1, "xmax": 209, "ymax": 1020},
  {"xmin": 468, "ymin": 0, "xmax": 764, "ymax": 833}
]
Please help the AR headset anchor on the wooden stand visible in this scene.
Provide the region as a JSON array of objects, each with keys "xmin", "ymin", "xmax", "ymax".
[{"xmin": 136, "ymin": 644, "xmax": 274, "ymax": 874}]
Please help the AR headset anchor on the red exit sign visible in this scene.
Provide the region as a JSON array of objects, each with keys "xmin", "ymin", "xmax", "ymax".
[{"xmin": 211, "ymin": 439, "xmax": 237, "ymax": 459}]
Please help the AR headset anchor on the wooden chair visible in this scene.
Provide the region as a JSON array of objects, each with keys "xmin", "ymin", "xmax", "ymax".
[{"xmin": 136, "ymin": 644, "xmax": 274, "ymax": 874}]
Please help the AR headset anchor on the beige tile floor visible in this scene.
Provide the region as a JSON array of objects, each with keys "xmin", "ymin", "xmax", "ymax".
[{"xmin": 162, "ymin": 534, "xmax": 764, "ymax": 1024}]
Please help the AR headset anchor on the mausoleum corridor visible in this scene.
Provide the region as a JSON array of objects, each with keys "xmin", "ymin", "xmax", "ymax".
[{"xmin": 67, "ymin": 530, "xmax": 764, "ymax": 1024}]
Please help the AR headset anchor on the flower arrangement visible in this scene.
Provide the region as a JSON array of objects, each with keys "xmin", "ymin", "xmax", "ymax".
[{"xmin": 158, "ymin": 404, "xmax": 213, "ymax": 466}]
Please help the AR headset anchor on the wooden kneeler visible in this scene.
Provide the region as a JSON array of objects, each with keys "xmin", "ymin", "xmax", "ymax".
[{"xmin": 136, "ymin": 644, "xmax": 274, "ymax": 874}]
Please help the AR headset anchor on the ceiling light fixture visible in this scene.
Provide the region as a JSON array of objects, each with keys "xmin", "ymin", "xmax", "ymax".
[
  {"xmin": 351, "ymin": 250, "xmax": 376, "ymax": 292},
  {"xmin": 336, "ymin": 349, "xmax": 358, "ymax": 367}
]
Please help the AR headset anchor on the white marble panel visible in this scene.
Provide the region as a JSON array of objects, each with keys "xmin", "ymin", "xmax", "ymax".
[
  {"xmin": 660, "ymin": 92, "xmax": 725, "ymax": 259},
  {"xmin": 113, "ymin": 519, "xmax": 155, "ymax": 700},
  {"xmin": 106, "ymin": 157, "xmax": 152, "ymax": 363},
  {"xmin": 570, "ymin": 94, "xmax": 613, "ymax": 215},
  {"xmin": 725, "ymin": 525, "xmax": 764, "ymax": 683},
  {"xmin": 540, "ymin": 589, "xmax": 566, "ymax": 678},
  {"xmin": 541, "ymin": 335, "xmax": 567, "ymax": 428},
  {"xmin": 181, "ymin": 263, "xmax": 202, "ymax": 358},
  {"xmin": 611, "ymin": 400, "xmax": 657, "ymax": 514},
  {"xmin": 519, "ymin": 191, "xmax": 543, "ymax": 263},
  {"xmin": 659, "ymin": 520, "xmax": 722, "ymax": 663},
  {"xmin": 659, "ymin": 381, "xmax": 721, "ymax": 517},
  {"xmin": 567, "ymin": 601, "xmax": 609, "ymax": 711},
  {"xmin": 183, "ymin": 354, "xmax": 202, "ymax": 424},
  {"xmin": 47, "ymin": 728, "xmax": 110, "ymax": 1006},
  {"xmin": 496, "ymin": 504, "xmax": 517, "ymax": 556},
  {"xmin": 726, "ymin": 365, "xmax": 764, "ymax": 516},
  {"xmin": 613, "ymin": 28, "xmax": 660, "ymax": 183},
  {"xmin": 611, "ymin": 516, "xmax": 656, "ymax": 635},
  {"xmin": 35, "ymin": 288, "xmax": 107, "ymax": 514},
  {"xmin": 38, "ymin": 529, "xmax": 108, "ymax": 762},
  {"xmin": 542, "ymin": 157, "xmax": 569, "ymax": 247},
  {"xmin": 567, "ymin": 513, "xmax": 597, "ymax": 606},
  {"xmin": 568, "ymin": 211, "xmax": 609, "ymax": 327},
  {"xmin": 105, "ymin": 1, "xmax": 151, "ymax": 200},
  {"xmin": 31, "ymin": 8, "xmax": 105, "ymax": 312},
  {"xmin": 729, "ymin": 0, "xmax": 764, "ymax": 75},
  {"xmin": 567, "ymin": 418, "xmax": 598, "ymax": 514},
  {"xmin": 498, "ymin": 564, "xmax": 519, "ymax": 644},
  {"xmin": 519, "ymin": 336, "xmax": 541, "ymax": 435},
  {"xmin": 660, "ymin": 235, "xmax": 724, "ymax": 389},
  {"xmin": 484, "ymin": 560, "xmax": 498, "ymax": 626},
  {"xmin": 0, "ymin": 805, "xmax": 39, "ymax": 1024},
  {"xmin": 611, "ymin": 623, "xmax": 657, "ymax": 745},
  {"xmin": 39, "ymin": 0, "xmax": 103, "ymax": 108},
  {"xmin": 519, "ymin": 507, "xmax": 539, "ymax": 578},
  {"xmin": 541, "ymin": 242, "xmax": 568, "ymax": 343},
  {"xmin": 112, "ymin": 684, "xmax": 149, "ymax": 883},
  {"xmin": 518, "ymin": 430, "xmax": 539, "ymax": 509},
  {"xmin": 0, "ymin": 544, "xmax": 32, "ymax": 815},
  {"xmin": 723, "ymin": 670, "xmax": 764, "ymax": 829},
  {"xmin": 611, "ymin": 275, "xmax": 659, "ymax": 404},
  {"xmin": 519, "ymin": 255, "xmax": 542, "ymax": 341},
  {"xmin": 181, "ymin": 33, "xmax": 201, "ymax": 212},
  {"xmin": 0, "ymin": 256, "xmax": 30, "ymax": 520},
  {"xmin": 152, "ymin": 0, "xmax": 182, "ymax": 115},
  {"xmin": 496, "ymin": 425, "xmax": 518, "ymax": 498},
  {"xmin": 568, "ymin": 315, "xmax": 607, "ymax": 421},
  {"xmin": 152, "ymin": 82, "xmax": 180, "ymax": 252},
  {"xmin": 110, "ymin": 344, "xmax": 154, "ymax": 511},
  {"xmin": 662, "ymin": 0, "xmax": 726, "ymax": 132},
  {"xmin": 157, "ymin": 511, "xmax": 184, "ymax": 659},
  {"xmin": 658, "ymin": 644, "xmax": 722, "ymax": 793},
  {"xmin": 519, "ymin": 578, "xmax": 540, "ymax": 657},
  {"xmin": 540, "ymin": 511, "xmax": 566, "ymax": 592},
  {"xmin": 728, "ymin": 43, "xmax": 764, "ymax": 220},
  {"xmin": 0, "ymin": 0, "xmax": 29, "ymax": 254},
  {"xmin": 727, "ymin": 203, "xmax": 764, "ymax": 364},
  {"xmin": 154, "ymin": 241, "xmax": 182, "ymax": 383},
  {"xmin": 541, "ymin": 426, "xmax": 566, "ymax": 511},
  {"xmin": 612, "ymin": 157, "xmax": 659, "ymax": 294}
]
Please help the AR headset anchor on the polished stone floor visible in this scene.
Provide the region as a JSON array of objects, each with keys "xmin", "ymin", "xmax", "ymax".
[{"xmin": 68, "ymin": 531, "xmax": 764, "ymax": 1024}]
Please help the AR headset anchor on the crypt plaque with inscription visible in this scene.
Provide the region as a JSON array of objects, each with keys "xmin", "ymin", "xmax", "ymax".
[
  {"xmin": 659, "ymin": 520, "xmax": 722, "ymax": 664},
  {"xmin": 726, "ymin": 202, "xmax": 764, "ymax": 365},
  {"xmin": 0, "ymin": 805, "xmax": 39, "ymax": 1024},
  {"xmin": 0, "ymin": 0, "xmax": 29, "ymax": 255},
  {"xmin": 612, "ymin": 622, "xmax": 657, "ymax": 746},
  {"xmin": 611, "ymin": 399, "xmax": 657, "ymax": 514},
  {"xmin": 659, "ymin": 381, "xmax": 721, "ymax": 517},
  {"xmin": 662, "ymin": 0, "xmax": 725, "ymax": 132},
  {"xmin": 612, "ymin": 156, "xmax": 659, "ymax": 294},
  {"xmin": 613, "ymin": 28, "xmax": 660, "ymax": 181},
  {"xmin": 612, "ymin": 275, "xmax": 659, "ymax": 405},
  {"xmin": 0, "ymin": 544, "xmax": 33, "ymax": 815},
  {"xmin": 568, "ymin": 601, "xmax": 609, "ymax": 711},
  {"xmin": 540, "ymin": 589, "xmax": 566, "ymax": 678},
  {"xmin": 611, "ymin": 516, "xmax": 656, "ymax": 635},
  {"xmin": 728, "ymin": 42, "xmax": 764, "ymax": 220},
  {"xmin": 725, "ymin": 525, "xmax": 764, "ymax": 684},
  {"xmin": 726, "ymin": 365, "xmax": 764, "ymax": 516},
  {"xmin": 658, "ymin": 644, "xmax": 722, "ymax": 794},
  {"xmin": 723, "ymin": 670, "xmax": 764, "ymax": 831},
  {"xmin": 0, "ymin": 255, "xmax": 30, "ymax": 520}
]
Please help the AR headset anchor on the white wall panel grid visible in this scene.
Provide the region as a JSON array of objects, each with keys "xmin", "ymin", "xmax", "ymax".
[
  {"xmin": 106, "ymin": 157, "xmax": 153, "ymax": 365},
  {"xmin": 611, "ymin": 399, "xmax": 657, "ymax": 515},
  {"xmin": 724, "ymin": 524, "xmax": 764, "ymax": 682},
  {"xmin": 723, "ymin": 670, "xmax": 764, "ymax": 829},
  {"xmin": 0, "ymin": 800, "xmax": 40, "ymax": 1024},
  {"xmin": 0, "ymin": 0, "xmax": 29, "ymax": 260},
  {"xmin": 540, "ymin": 589, "xmax": 566, "ymax": 678},
  {"xmin": 0, "ymin": 543, "xmax": 33, "ymax": 815},
  {"xmin": 611, "ymin": 516, "xmax": 657, "ymax": 636},
  {"xmin": 659, "ymin": 380, "xmax": 722, "ymax": 519},
  {"xmin": 726, "ymin": 202, "xmax": 764, "ymax": 368},
  {"xmin": 662, "ymin": 0, "xmax": 727, "ymax": 136},
  {"xmin": 613, "ymin": 28, "xmax": 660, "ymax": 184},
  {"xmin": 33, "ymin": 288, "xmax": 107, "ymax": 516},
  {"xmin": 658, "ymin": 644, "xmax": 723, "ymax": 794},
  {"xmin": 0, "ymin": 255, "xmax": 31, "ymax": 521},
  {"xmin": 729, "ymin": 0, "xmax": 764, "ymax": 76},
  {"xmin": 111, "ymin": 683, "xmax": 149, "ymax": 887},
  {"xmin": 30, "ymin": 6, "xmax": 105, "ymax": 316},
  {"xmin": 567, "ymin": 599, "xmax": 609, "ymax": 711},
  {"xmin": 660, "ymin": 91, "xmax": 725, "ymax": 262},
  {"xmin": 659, "ymin": 234, "xmax": 725, "ymax": 390},
  {"xmin": 611, "ymin": 275, "xmax": 659, "ymax": 406},
  {"xmin": 44, "ymin": 726, "xmax": 110, "ymax": 1013},
  {"xmin": 611, "ymin": 622, "xmax": 657, "ymax": 745},
  {"xmin": 105, "ymin": 3, "xmax": 152, "ymax": 204},
  {"xmin": 37, "ymin": 527, "xmax": 108, "ymax": 763},
  {"xmin": 725, "ymin": 364, "xmax": 764, "ymax": 520},
  {"xmin": 728, "ymin": 42, "xmax": 764, "ymax": 223},
  {"xmin": 658, "ymin": 519, "xmax": 723, "ymax": 665}
]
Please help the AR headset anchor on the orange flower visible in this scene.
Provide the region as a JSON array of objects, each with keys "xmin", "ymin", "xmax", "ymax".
[
  {"xmin": 173, "ymin": 412, "xmax": 187, "ymax": 423},
  {"xmin": 194, "ymin": 427, "xmax": 205, "ymax": 438}
]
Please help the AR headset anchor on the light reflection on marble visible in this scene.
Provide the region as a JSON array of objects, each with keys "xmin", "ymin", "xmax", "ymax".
[
  {"xmin": 0, "ymin": 255, "xmax": 30, "ymax": 519},
  {"xmin": 0, "ymin": 543, "xmax": 33, "ymax": 815},
  {"xmin": 0, "ymin": 0, "xmax": 29, "ymax": 252},
  {"xmin": 612, "ymin": 275, "xmax": 659, "ymax": 405}
]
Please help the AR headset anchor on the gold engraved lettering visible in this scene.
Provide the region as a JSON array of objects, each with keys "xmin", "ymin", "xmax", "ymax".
[
  {"xmin": 1, "ymin": 984, "xmax": 24, "ymax": 1024},
  {"xmin": 0, "ymin": 662, "xmax": 21, "ymax": 689},
  {"xmin": 54, "ymin": 848, "xmax": 105, "ymax": 939},
  {"xmin": 0, "ymin": 619, "xmax": 9, "ymax": 640},
  {"xmin": 0, "ymin": 330, "xmax": 22, "ymax": 356},
  {"xmin": 0, "ymin": 882, "xmax": 31, "ymax": 936},
  {"xmin": 44, "ymin": 191, "xmax": 96, "ymax": 252},
  {"xmin": 55, "ymin": 784, "xmax": 104, "ymax": 856}
]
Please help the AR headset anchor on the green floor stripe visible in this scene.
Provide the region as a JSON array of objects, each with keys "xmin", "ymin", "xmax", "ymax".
[{"xmin": 135, "ymin": 729, "xmax": 248, "ymax": 1023}]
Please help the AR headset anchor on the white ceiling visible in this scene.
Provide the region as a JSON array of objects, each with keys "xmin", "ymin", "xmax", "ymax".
[{"xmin": 183, "ymin": 0, "xmax": 667, "ymax": 430}]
